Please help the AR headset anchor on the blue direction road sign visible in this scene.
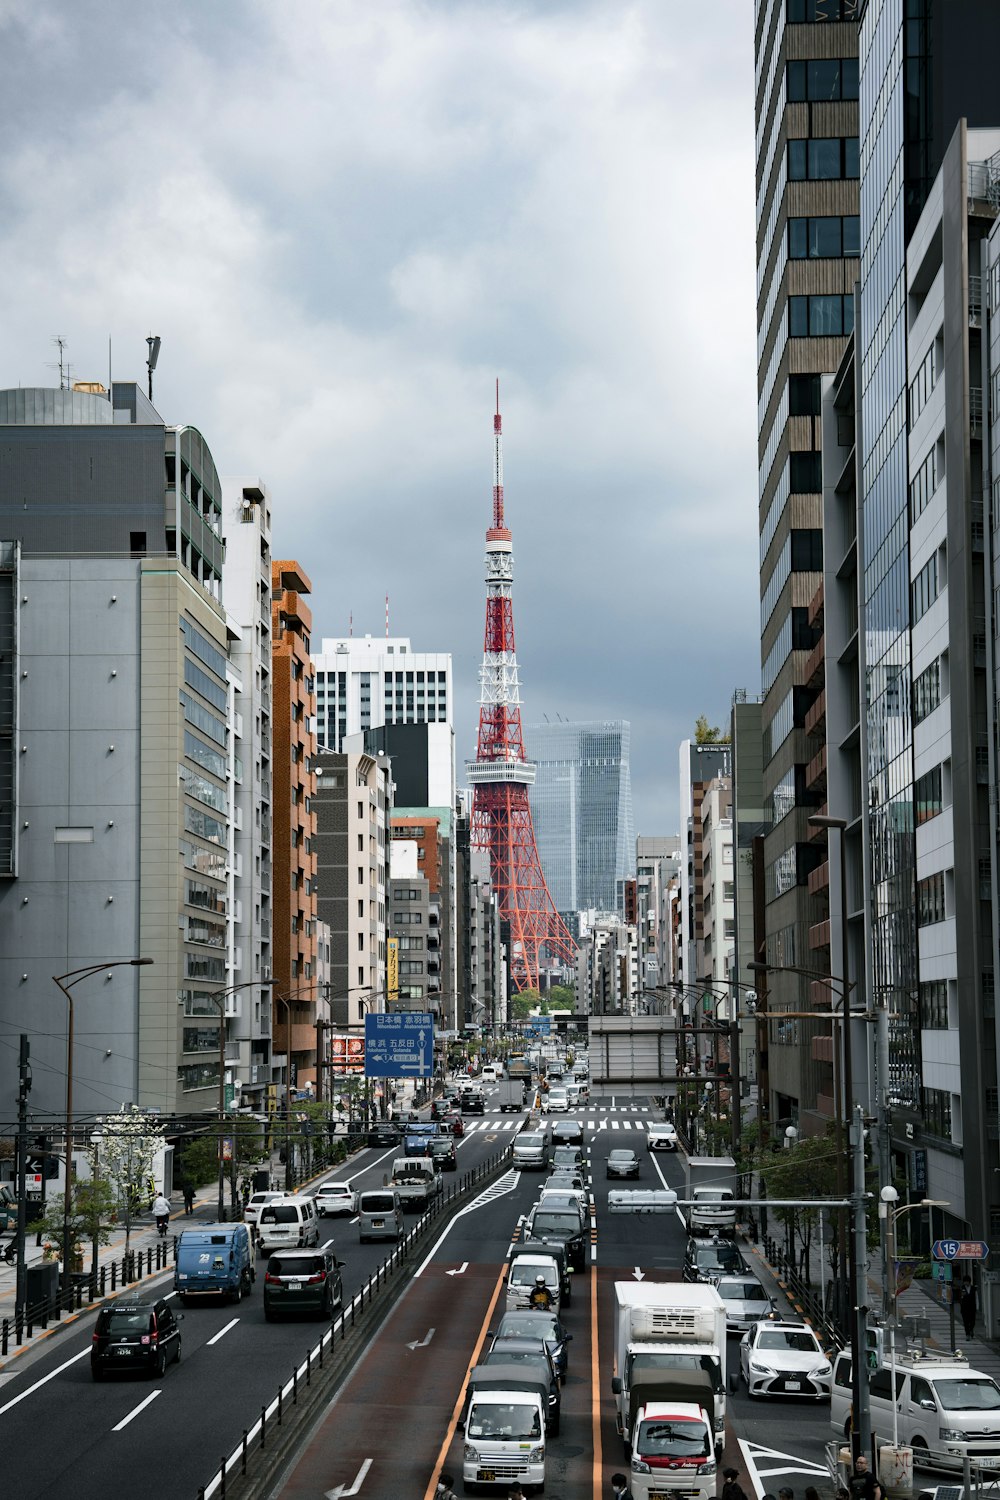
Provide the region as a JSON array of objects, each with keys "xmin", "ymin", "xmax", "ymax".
[
  {"xmin": 364, "ymin": 1013, "xmax": 434, "ymax": 1078},
  {"xmin": 933, "ymin": 1239, "xmax": 990, "ymax": 1261}
]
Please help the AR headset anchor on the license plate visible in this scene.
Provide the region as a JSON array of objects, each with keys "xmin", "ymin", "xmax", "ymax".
[
  {"xmin": 372, "ymin": 1219, "xmax": 384, "ymax": 1228},
  {"xmin": 477, "ymin": 1472, "xmax": 496, "ymax": 1483},
  {"xmin": 785, "ymin": 1379, "xmax": 802, "ymax": 1391},
  {"xmin": 288, "ymin": 1281, "xmax": 301, "ymax": 1290},
  {"xmin": 114, "ymin": 1347, "xmax": 132, "ymax": 1355}
]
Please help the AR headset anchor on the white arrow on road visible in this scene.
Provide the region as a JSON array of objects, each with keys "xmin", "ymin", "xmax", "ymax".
[
  {"xmin": 325, "ymin": 1457, "xmax": 373, "ymax": 1500},
  {"xmin": 446, "ymin": 1262, "xmax": 468, "ymax": 1277},
  {"xmin": 632, "ymin": 1266, "xmax": 645, "ymax": 1280},
  {"xmin": 406, "ymin": 1327, "xmax": 436, "ymax": 1350}
]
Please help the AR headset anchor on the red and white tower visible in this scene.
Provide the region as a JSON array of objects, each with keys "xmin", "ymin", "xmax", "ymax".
[{"xmin": 468, "ymin": 387, "xmax": 577, "ymax": 992}]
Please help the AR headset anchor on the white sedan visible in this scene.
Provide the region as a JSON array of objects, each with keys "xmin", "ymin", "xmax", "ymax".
[
  {"xmin": 739, "ymin": 1320, "xmax": 832, "ymax": 1400},
  {"xmin": 314, "ymin": 1181, "xmax": 358, "ymax": 1217},
  {"xmin": 646, "ymin": 1120, "xmax": 678, "ymax": 1152}
]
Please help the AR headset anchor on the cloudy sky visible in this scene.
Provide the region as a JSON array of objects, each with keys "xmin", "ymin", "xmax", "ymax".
[{"xmin": 0, "ymin": 0, "xmax": 758, "ymax": 836}]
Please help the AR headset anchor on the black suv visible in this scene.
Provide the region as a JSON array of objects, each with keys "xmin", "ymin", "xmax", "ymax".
[
  {"xmin": 525, "ymin": 1206, "xmax": 587, "ymax": 1272},
  {"xmin": 682, "ymin": 1236, "xmax": 749, "ymax": 1283},
  {"xmin": 91, "ymin": 1295, "xmax": 182, "ymax": 1380},
  {"xmin": 263, "ymin": 1247, "xmax": 345, "ymax": 1320},
  {"xmin": 429, "ymin": 1136, "xmax": 458, "ymax": 1171},
  {"xmin": 550, "ymin": 1119, "xmax": 584, "ymax": 1147},
  {"xmin": 460, "ymin": 1089, "xmax": 485, "ymax": 1115}
]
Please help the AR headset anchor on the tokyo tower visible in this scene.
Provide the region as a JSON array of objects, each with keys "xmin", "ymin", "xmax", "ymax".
[{"xmin": 468, "ymin": 386, "xmax": 577, "ymax": 991}]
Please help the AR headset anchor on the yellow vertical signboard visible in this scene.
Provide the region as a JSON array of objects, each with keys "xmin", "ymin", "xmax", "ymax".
[{"xmin": 387, "ymin": 937, "xmax": 399, "ymax": 1002}]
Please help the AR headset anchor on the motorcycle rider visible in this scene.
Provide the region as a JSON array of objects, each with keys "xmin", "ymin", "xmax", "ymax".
[{"xmin": 528, "ymin": 1274, "xmax": 553, "ymax": 1311}]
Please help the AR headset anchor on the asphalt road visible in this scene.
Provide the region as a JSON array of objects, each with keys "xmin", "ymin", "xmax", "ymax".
[{"xmin": 0, "ymin": 1089, "xmax": 841, "ymax": 1500}]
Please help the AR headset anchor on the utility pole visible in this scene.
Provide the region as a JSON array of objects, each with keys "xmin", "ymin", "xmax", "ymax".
[
  {"xmin": 15, "ymin": 1035, "xmax": 30, "ymax": 1323},
  {"xmin": 850, "ymin": 1101, "xmax": 872, "ymax": 1463}
]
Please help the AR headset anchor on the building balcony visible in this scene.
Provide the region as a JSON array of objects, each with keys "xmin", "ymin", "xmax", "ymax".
[
  {"xmin": 809, "ymin": 917, "xmax": 831, "ymax": 952},
  {"xmin": 805, "ymin": 743, "xmax": 827, "ymax": 790},
  {"xmin": 804, "ymin": 636, "xmax": 826, "ymax": 690},
  {"xmin": 804, "ymin": 688, "xmax": 826, "ymax": 740},
  {"xmin": 809, "ymin": 978, "xmax": 836, "ymax": 1009},
  {"xmin": 807, "ymin": 859, "xmax": 830, "ymax": 896},
  {"xmin": 811, "ymin": 1033, "xmax": 835, "ymax": 1065},
  {"xmin": 807, "ymin": 580, "xmax": 824, "ymax": 631},
  {"xmin": 814, "ymin": 1091, "xmax": 835, "ymax": 1120}
]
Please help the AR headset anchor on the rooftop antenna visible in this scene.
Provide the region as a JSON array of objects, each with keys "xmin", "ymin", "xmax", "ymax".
[
  {"xmin": 48, "ymin": 336, "xmax": 68, "ymax": 390},
  {"xmin": 146, "ymin": 335, "xmax": 161, "ymax": 403},
  {"xmin": 386, "ymin": 594, "xmax": 389, "ymax": 638},
  {"xmin": 349, "ymin": 610, "xmax": 353, "ymax": 638}
]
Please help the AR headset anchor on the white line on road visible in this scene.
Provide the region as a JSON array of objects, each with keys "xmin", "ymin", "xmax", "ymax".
[
  {"xmin": 112, "ymin": 1389, "xmax": 162, "ymax": 1430},
  {"xmin": 413, "ymin": 1168, "xmax": 521, "ymax": 1277},
  {"xmin": 0, "ymin": 1347, "xmax": 90, "ymax": 1416},
  {"xmin": 206, "ymin": 1317, "xmax": 240, "ymax": 1345}
]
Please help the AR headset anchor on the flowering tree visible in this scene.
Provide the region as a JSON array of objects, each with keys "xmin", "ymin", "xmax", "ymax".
[{"xmin": 101, "ymin": 1105, "xmax": 166, "ymax": 1254}]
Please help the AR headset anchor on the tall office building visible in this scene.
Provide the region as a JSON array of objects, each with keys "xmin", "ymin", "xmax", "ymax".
[
  {"xmin": 525, "ymin": 720, "xmax": 635, "ymax": 924},
  {"xmin": 755, "ymin": 1, "xmax": 860, "ymax": 1126},
  {"xmin": 0, "ymin": 382, "xmax": 269, "ymax": 1118},
  {"xmin": 314, "ymin": 635, "xmax": 452, "ymax": 775}
]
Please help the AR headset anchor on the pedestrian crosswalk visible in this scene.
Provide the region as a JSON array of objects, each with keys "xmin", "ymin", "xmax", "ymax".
[{"xmin": 462, "ymin": 1114, "xmax": 654, "ymax": 1134}]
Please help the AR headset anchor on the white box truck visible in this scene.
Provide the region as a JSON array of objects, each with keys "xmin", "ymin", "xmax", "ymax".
[
  {"xmin": 683, "ymin": 1156, "xmax": 737, "ymax": 1236},
  {"xmin": 611, "ymin": 1282, "xmax": 731, "ymax": 1456}
]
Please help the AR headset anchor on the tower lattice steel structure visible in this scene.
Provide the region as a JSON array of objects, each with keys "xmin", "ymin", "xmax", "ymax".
[{"xmin": 468, "ymin": 389, "xmax": 577, "ymax": 991}]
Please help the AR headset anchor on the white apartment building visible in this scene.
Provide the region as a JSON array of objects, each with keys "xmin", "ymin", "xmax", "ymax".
[
  {"xmin": 222, "ymin": 478, "xmax": 274, "ymax": 1108},
  {"xmin": 699, "ymin": 776, "xmax": 735, "ymax": 995}
]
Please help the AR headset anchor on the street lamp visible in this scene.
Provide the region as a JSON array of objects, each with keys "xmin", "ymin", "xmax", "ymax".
[
  {"xmin": 879, "ymin": 1188, "xmax": 950, "ymax": 1448},
  {"xmin": 53, "ymin": 958, "xmax": 153, "ymax": 1294},
  {"xmin": 207, "ymin": 979, "xmax": 275, "ymax": 1220}
]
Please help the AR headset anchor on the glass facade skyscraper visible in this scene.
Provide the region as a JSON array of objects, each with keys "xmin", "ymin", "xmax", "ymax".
[{"xmin": 525, "ymin": 721, "xmax": 635, "ymax": 924}]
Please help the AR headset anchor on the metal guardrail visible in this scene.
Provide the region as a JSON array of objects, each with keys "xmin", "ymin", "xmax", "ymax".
[
  {"xmin": 1, "ymin": 1238, "xmax": 176, "ymax": 1356},
  {"xmin": 196, "ymin": 1145, "xmax": 515, "ymax": 1500}
]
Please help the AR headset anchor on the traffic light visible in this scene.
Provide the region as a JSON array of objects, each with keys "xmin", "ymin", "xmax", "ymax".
[{"xmin": 30, "ymin": 1135, "xmax": 57, "ymax": 1179}]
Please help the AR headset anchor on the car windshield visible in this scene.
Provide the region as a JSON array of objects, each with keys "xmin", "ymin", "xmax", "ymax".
[
  {"xmin": 489, "ymin": 1347, "xmax": 546, "ymax": 1368},
  {"xmin": 510, "ymin": 1263, "xmax": 556, "ymax": 1287},
  {"xmin": 609, "ymin": 1152, "xmax": 636, "ymax": 1163},
  {"xmin": 519, "ymin": 1135, "xmax": 544, "ymax": 1148},
  {"xmin": 934, "ymin": 1379, "xmax": 1000, "ymax": 1411},
  {"xmin": 757, "ymin": 1330, "xmax": 819, "ymax": 1353},
  {"xmin": 629, "ymin": 1352, "xmax": 723, "ymax": 1394},
  {"xmin": 467, "ymin": 1402, "xmax": 541, "ymax": 1441},
  {"xmin": 106, "ymin": 1309, "xmax": 151, "ymax": 1333},
  {"xmin": 722, "ymin": 1282, "xmax": 768, "ymax": 1301},
  {"xmin": 273, "ymin": 1256, "xmax": 322, "ymax": 1277},
  {"xmin": 532, "ymin": 1215, "xmax": 579, "ymax": 1235},
  {"xmin": 637, "ymin": 1419, "xmax": 711, "ymax": 1458},
  {"xmin": 362, "ymin": 1195, "xmax": 394, "ymax": 1212},
  {"xmin": 498, "ymin": 1313, "xmax": 559, "ymax": 1340},
  {"xmin": 696, "ymin": 1246, "xmax": 742, "ymax": 1269},
  {"xmin": 319, "ymin": 1185, "xmax": 349, "ymax": 1196}
]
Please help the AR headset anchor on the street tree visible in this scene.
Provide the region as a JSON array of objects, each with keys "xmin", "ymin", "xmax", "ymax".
[
  {"xmin": 28, "ymin": 1176, "xmax": 117, "ymax": 1271},
  {"xmin": 100, "ymin": 1105, "xmax": 166, "ymax": 1254}
]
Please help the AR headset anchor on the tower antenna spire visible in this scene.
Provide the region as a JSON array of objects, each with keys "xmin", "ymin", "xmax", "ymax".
[{"xmin": 467, "ymin": 391, "xmax": 576, "ymax": 991}]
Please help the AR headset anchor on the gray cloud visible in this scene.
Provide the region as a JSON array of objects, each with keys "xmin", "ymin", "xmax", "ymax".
[{"xmin": 0, "ymin": 0, "xmax": 758, "ymax": 832}]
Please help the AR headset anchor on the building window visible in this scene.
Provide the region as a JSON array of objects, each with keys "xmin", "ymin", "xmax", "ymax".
[
  {"xmin": 788, "ymin": 216, "xmax": 860, "ymax": 259},
  {"xmin": 918, "ymin": 981, "xmax": 948, "ymax": 1029},
  {"xmin": 789, "ymin": 294, "xmax": 855, "ymax": 337},
  {"xmin": 911, "ymin": 554, "xmax": 939, "ymax": 623},
  {"xmin": 912, "ymin": 657, "xmax": 942, "ymax": 723},
  {"xmin": 916, "ymin": 871, "xmax": 946, "ymax": 927},
  {"xmin": 787, "ymin": 136, "xmax": 859, "ymax": 181},
  {"xmin": 910, "ymin": 445, "xmax": 938, "ymax": 521},
  {"xmin": 788, "ymin": 374, "xmax": 822, "ymax": 417},
  {"xmin": 789, "ymin": 451, "xmax": 823, "ymax": 492},
  {"xmin": 914, "ymin": 765, "xmax": 942, "ymax": 825},
  {"xmin": 787, "ymin": 0, "xmax": 859, "ymax": 19},
  {"xmin": 921, "ymin": 1087, "xmax": 952, "ymax": 1140},
  {"xmin": 787, "ymin": 57, "xmax": 859, "ymax": 101},
  {"xmin": 909, "ymin": 345, "xmax": 937, "ymax": 423}
]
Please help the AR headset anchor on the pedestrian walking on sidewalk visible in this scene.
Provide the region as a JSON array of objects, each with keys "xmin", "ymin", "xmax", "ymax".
[
  {"xmin": 151, "ymin": 1192, "xmax": 171, "ymax": 1237},
  {"xmin": 182, "ymin": 1181, "xmax": 195, "ymax": 1216},
  {"xmin": 961, "ymin": 1276, "xmax": 978, "ymax": 1338}
]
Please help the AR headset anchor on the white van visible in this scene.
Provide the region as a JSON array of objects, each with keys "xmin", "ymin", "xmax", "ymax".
[
  {"xmin": 481, "ymin": 1064, "xmax": 501, "ymax": 1082},
  {"xmin": 831, "ymin": 1349, "xmax": 1000, "ymax": 1471},
  {"xmin": 505, "ymin": 1252, "xmax": 562, "ymax": 1314},
  {"xmin": 513, "ymin": 1130, "xmax": 550, "ymax": 1170},
  {"xmin": 257, "ymin": 1195, "xmax": 319, "ymax": 1256},
  {"xmin": 462, "ymin": 1386, "xmax": 545, "ymax": 1493}
]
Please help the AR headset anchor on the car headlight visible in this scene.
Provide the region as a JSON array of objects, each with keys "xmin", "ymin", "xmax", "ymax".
[
  {"xmin": 464, "ymin": 1444, "xmax": 479, "ymax": 1461},
  {"xmin": 814, "ymin": 1362, "xmax": 832, "ymax": 1377},
  {"xmin": 631, "ymin": 1459, "xmax": 651, "ymax": 1474},
  {"xmin": 940, "ymin": 1428, "xmax": 968, "ymax": 1443},
  {"xmin": 528, "ymin": 1446, "xmax": 544, "ymax": 1463},
  {"xmin": 749, "ymin": 1361, "xmax": 773, "ymax": 1375},
  {"xmin": 698, "ymin": 1463, "xmax": 718, "ymax": 1476}
]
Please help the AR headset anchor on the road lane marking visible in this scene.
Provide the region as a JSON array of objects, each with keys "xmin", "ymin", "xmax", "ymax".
[
  {"xmin": 112, "ymin": 1389, "xmax": 162, "ymax": 1431},
  {"xmin": 591, "ymin": 1216, "xmax": 603, "ymax": 1500},
  {"xmin": 0, "ymin": 1347, "xmax": 90, "ymax": 1415},
  {"xmin": 206, "ymin": 1317, "xmax": 240, "ymax": 1345},
  {"xmin": 406, "ymin": 1327, "xmax": 435, "ymax": 1350},
  {"xmin": 325, "ymin": 1457, "xmax": 373, "ymax": 1499},
  {"xmin": 420, "ymin": 1254, "xmax": 510, "ymax": 1500},
  {"xmin": 413, "ymin": 1169, "xmax": 520, "ymax": 1277}
]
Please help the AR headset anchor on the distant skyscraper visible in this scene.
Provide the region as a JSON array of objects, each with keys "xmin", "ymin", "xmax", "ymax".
[{"xmin": 525, "ymin": 721, "xmax": 635, "ymax": 922}]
